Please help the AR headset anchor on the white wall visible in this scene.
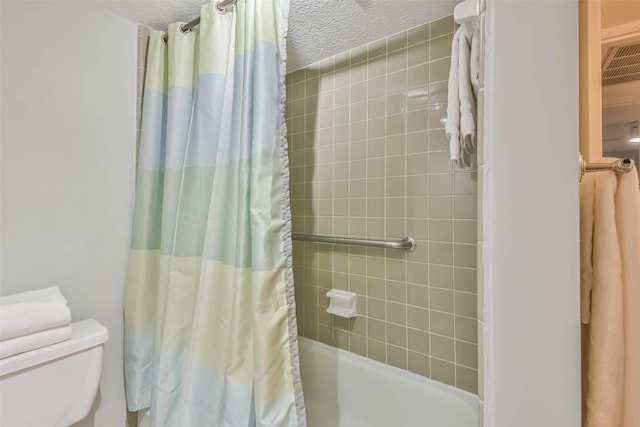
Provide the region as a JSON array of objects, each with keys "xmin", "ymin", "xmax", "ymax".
[
  {"xmin": 483, "ymin": 0, "xmax": 582, "ymax": 426},
  {"xmin": 0, "ymin": 2, "xmax": 136, "ymax": 426}
]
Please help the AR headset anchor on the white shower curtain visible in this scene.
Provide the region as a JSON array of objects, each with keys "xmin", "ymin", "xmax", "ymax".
[{"xmin": 123, "ymin": 1, "xmax": 306, "ymax": 425}]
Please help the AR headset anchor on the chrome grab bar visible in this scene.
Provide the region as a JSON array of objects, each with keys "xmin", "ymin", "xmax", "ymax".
[{"xmin": 291, "ymin": 233, "xmax": 417, "ymax": 251}]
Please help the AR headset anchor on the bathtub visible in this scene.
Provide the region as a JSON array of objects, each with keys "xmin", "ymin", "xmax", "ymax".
[{"xmin": 298, "ymin": 337, "xmax": 478, "ymax": 427}]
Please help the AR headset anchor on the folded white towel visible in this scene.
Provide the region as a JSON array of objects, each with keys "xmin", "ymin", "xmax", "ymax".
[
  {"xmin": 0, "ymin": 301, "xmax": 71, "ymax": 341},
  {"xmin": 0, "ymin": 286, "xmax": 67, "ymax": 306},
  {"xmin": 0, "ymin": 286, "xmax": 71, "ymax": 341},
  {"xmin": 446, "ymin": 22, "xmax": 480, "ymax": 169},
  {"xmin": 0, "ymin": 325, "xmax": 72, "ymax": 359}
]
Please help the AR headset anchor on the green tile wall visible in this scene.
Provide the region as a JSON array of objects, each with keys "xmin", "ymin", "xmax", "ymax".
[{"xmin": 285, "ymin": 16, "xmax": 478, "ymax": 394}]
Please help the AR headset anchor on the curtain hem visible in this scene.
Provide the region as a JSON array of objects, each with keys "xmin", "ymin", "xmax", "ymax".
[{"xmin": 276, "ymin": 0, "xmax": 307, "ymax": 425}]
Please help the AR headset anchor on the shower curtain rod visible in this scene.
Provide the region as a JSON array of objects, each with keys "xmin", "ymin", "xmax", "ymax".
[
  {"xmin": 579, "ymin": 154, "xmax": 636, "ymax": 181},
  {"xmin": 162, "ymin": 0, "xmax": 238, "ymax": 43}
]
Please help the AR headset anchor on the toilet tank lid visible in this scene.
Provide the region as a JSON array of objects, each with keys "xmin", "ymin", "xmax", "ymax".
[{"xmin": 0, "ymin": 319, "xmax": 109, "ymax": 377}]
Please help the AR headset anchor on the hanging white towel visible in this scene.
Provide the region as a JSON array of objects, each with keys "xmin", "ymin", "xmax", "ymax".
[
  {"xmin": 580, "ymin": 166, "xmax": 640, "ymax": 427},
  {"xmin": 446, "ymin": 22, "xmax": 480, "ymax": 168},
  {"xmin": 0, "ymin": 325, "xmax": 72, "ymax": 359},
  {"xmin": 616, "ymin": 169, "xmax": 640, "ymax": 427},
  {"xmin": 0, "ymin": 286, "xmax": 71, "ymax": 341}
]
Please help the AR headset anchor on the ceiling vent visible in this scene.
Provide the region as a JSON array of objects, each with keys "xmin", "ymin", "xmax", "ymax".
[{"xmin": 602, "ymin": 42, "xmax": 640, "ymax": 86}]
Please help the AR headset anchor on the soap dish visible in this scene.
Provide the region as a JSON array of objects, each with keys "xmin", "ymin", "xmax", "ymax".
[{"xmin": 326, "ymin": 289, "xmax": 357, "ymax": 318}]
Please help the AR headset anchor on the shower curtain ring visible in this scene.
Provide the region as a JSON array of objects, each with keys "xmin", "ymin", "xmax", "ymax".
[
  {"xmin": 215, "ymin": 2, "xmax": 229, "ymax": 14},
  {"xmin": 215, "ymin": 0, "xmax": 237, "ymax": 14}
]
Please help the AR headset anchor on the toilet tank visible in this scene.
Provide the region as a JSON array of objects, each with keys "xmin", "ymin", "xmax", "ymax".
[{"xmin": 0, "ymin": 319, "xmax": 109, "ymax": 427}]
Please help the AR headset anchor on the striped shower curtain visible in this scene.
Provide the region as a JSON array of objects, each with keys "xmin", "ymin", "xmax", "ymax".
[{"xmin": 123, "ymin": 1, "xmax": 306, "ymax": 425}]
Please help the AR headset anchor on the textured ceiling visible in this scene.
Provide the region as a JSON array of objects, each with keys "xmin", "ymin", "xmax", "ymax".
[
  {"xmin": 98, "ymin": 0, "xmax": 459, "ymax": 71},
  {"xmin": 97, "ymin": 0, "xmax": 207, "ymax": 33},
  {"xmin": 286, "ymin": 0, "xmax": 458, "ymax": 70}
]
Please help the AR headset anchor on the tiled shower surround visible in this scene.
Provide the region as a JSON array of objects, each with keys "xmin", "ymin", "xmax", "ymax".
[{"xmin": 285, "ymin": 16, "xmax": 478, "ymax": 393}]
